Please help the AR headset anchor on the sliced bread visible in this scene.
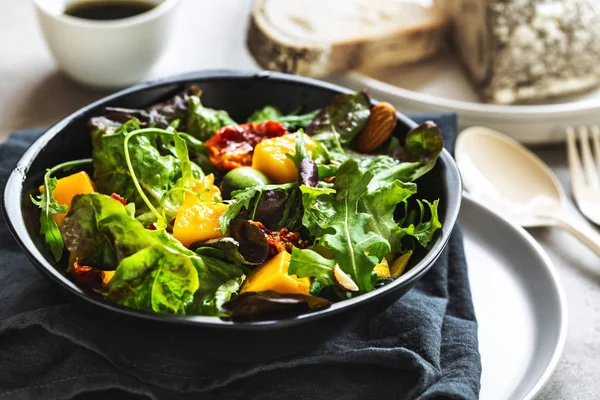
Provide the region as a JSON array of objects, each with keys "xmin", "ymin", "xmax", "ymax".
[{"xmin": 247, "ymin": 0, "xmax": 449, "ymax": 77}]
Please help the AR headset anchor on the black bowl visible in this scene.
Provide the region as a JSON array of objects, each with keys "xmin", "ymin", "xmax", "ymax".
[{"xmin": 2, "ymin": 70, "xmax": 461, "ymax": 361}]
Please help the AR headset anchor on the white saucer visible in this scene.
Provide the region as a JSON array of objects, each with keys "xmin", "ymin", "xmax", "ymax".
[
  {"xmin": 334, "ymin": 53, "xmax": 600, "ymax": 144},
  {"xmin": 461, "ymin": 194, "xmax": 567, "ymax": 399}
]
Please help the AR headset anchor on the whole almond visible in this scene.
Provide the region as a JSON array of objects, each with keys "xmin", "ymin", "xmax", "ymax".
[{"xmin": 355, "ymin": 102, "xmax": 397, "ymax": 153}]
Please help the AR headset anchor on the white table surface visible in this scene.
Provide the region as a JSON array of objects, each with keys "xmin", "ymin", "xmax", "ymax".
[{"xmin": 1, "ymin": 1, "xmax": 598, "ymax": 399}]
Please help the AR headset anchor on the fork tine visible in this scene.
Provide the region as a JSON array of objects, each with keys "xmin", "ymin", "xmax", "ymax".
[
  {"xmin": 591, "ymin": 125, "xmax": 600, "ymax": 175},
  {"xmin": 566, "ymin": 126, "xmax": 585, "ymax": 192},
  {"xmin": 578, "ymin": 126, "xmax": 600, "ymax": 191}
]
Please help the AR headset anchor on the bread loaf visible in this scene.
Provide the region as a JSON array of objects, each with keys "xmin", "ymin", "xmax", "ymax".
[
  {"xmin": 437, "ymin": 0, "xmax": 600, "ymax": 104},
  {"xmin": 247, "ymin": 0, "xmax": 449, "ymax": 77}
]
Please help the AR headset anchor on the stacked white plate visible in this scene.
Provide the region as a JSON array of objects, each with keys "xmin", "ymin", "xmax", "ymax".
[{"xmin": 333, "ymin": 52, "xmax": 600, "ymax": 144}]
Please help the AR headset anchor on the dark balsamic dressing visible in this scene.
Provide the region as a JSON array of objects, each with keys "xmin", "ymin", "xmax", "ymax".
[{"xmin": 64, "ymin": 1, "xmax": 156, "ymax": 21}]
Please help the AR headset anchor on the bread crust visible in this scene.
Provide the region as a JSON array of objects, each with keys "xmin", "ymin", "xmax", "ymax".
[{"xmin": 247, "ymin": 0, "xmax": 449, "ymax": 77}]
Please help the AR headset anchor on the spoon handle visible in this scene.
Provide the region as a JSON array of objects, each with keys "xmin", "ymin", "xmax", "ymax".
[{"xmin": 555, "ymin": 215, "xmax": 600, "ymax": 257}]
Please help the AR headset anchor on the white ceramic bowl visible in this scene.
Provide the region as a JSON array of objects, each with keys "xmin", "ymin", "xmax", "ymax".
[{"xmin": 34, "ymin": 0, "xmax": 180, "ymax": 89}]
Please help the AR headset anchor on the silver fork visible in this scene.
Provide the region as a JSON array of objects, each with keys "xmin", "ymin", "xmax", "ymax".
[{"xmin": 566, "ymin": 125, "xmax": 600, "ymax": 225}]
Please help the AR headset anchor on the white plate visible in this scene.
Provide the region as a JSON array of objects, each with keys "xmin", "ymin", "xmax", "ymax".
[
  {"xmin": 461, "ymin": 195, "xmax": 567, "ymax": 400},
  {"xmin": 333, "ymin": 53, "xmax": 600, "ymax": 144}
]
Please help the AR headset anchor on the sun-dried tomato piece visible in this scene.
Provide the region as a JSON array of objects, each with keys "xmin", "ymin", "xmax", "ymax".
[
  {"xmin": 248, "ymin": 220, "xmax": 308, "ymax": 255},
  {"xmin": 70, "ymin": 261, "xmax": 102, "ymax": 290},
  {"xmin": 204, "ymin": 121, "xmax": 288, "ymax": 171},
  {"xmin": 111, "ymin": 193, "xmax": 128, "ymax": 205}
]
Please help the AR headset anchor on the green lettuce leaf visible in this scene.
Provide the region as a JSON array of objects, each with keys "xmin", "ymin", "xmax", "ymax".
[
  {"xmin": 199, "ymin": 275, "xmax": 245, "ymax": 316},
  {"xmin": 90, "ymin": 119, "xmax": 204, "ymax": 222},
  {"xmin": 61, "ymin": 193, "xmax": 157, "ymax": 269},
  {"xmin": 104, "ymin": 245, "xmax": 199, "ymax": 315},
  {"xmin": 186, "ymin": 96, "xmax": 236, "ymax": 141},
  {"xmin": 62, "ymin": 193, "xmax": 245, "ymax": 315},
  {"xmin": 103, "ymin": 86, "xmax": 198, "ymax": 129},
  {"xmin": 307, "ymin": 92, "xmax": 370, "ymax": 145}
]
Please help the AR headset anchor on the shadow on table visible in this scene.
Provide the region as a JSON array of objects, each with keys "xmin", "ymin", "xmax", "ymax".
[{"xmin": 529, "ymin": 226, "xmax": 600, "ymax": 287}]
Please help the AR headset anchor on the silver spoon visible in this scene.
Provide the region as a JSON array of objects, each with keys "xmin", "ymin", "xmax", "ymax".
[{"xmin": 456, "ymin": 126, "xmax": 600, "ymax": 257}]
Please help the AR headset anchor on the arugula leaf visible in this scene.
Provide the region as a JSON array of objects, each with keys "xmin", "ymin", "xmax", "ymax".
[
  {"xmin": 247, "ymin": 105, "xmax": 282, "ymax": 122},
  {"xmin": 393, "ymin": 199, "xmax": 442, "ymax": 250},
  {"xmin": 358, "ymin": 154, "xmax": 435, "ymax": 188},
  {"xmin": 173, "ymin": 131, "xmax": 196, "ymax": 188},
  {"xmin": 292, "ymin": 154, "xmax": 441, "ymax": 293},
  {"xmin": 30, "ymin": 158, "xmax": 93, "ymax": 261},
  {"xmin": 359, "ymin": 179, "xmax": 417, "ymax": 254},
  {"xmin": 200, "ymin": 275, "xmax": 245, "ymax": 316},
  {"xmin": 278, "ymin": 110, "xmax": 320, "ymax": 130},
  {"xmin": 357, "ymin": 156, "xmax": 441, "ymax": 255},
  {"xmin": 294, "ymin": 160, "xmax": 390, "ymax": 293},
  {"xmin": 307, "ymin": 92, "xmax": 370, "ymax": 145},
  {"xmin": 31, "ymin": 177, "xmax": 67, "ymax": 262},
  {"xmin": 317, "ymin": 164, "xmax": 339, "ymax": 180},
  {"xmin": 288, "ymin": 247, "xmax": 335, "ymax": 295},
  {"xmin": 248, "ymin": 105, "xmax": 320, "ymax": 130},
  {"xmin": 287, "ymin": 130, "xmax": 310, "ymax": 168},
  {"xmin": 186, "ymin": 96, "xmax": 236, "ymax": 141},
  {"xmin": 310, "ymin": 130, "xmax": 348, "ymax": 164}
]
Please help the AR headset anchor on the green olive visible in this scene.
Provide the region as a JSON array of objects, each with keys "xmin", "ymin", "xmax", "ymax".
[{"xmin": 220, "ymin": 167, "xmax": 270, "ymax": 199}]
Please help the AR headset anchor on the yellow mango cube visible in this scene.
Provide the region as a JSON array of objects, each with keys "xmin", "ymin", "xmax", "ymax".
[
  {"xmin": 374, "ymin": 258, "xmax": 391, "ymax": 278},
  {"xmin": 252, "ymin": 133, "xmax": 315, "ymax": 184},
  {"xmin": 101, "ymin": 271, "xmax": 116, "ymax": 287},
  {"xmin": 194, "ymin": 174, "xmax": 222, "ymax": 202},
  {"xmin": 39, "ymin": 171, "xmax": 95, "ymax": 226},
  {"xmin": 241, "ymin": 251, "xmax": 311, "ymax": 295},
  {"xmin": 173, "ymin": 174, "xmax": 228, "ymax": 248},
  {"xmin": 390, "ymin": 251, "xmax": 412, "ymax": 277}
]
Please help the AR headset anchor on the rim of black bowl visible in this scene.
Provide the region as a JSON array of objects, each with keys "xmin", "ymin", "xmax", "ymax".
[{"xmin": 2, "ymin": 69, "xmax": 462, "ymax": 331}]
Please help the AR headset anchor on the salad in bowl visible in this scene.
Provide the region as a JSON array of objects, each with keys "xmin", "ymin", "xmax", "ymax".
[{"xmin": 30, "ymin": 85, "xmax": 444, "ymax": 322}]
